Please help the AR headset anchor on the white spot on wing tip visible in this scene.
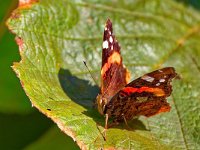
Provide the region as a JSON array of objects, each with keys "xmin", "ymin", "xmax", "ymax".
[
  {"xmin": 159, "ymin": 79, "xmax": 165, "ymax": 82},
  {"xmin": 109, "ymin": 36, "xmax": 113, "ymax": 43},
  {"xmin": 105, "ymin": 27, "xmax": 107, "ymax": 31},
  {"xmin": 111, "ymin": 45, "xmax": 113, "ymax": 50},
  {"xmin": 141, "ymin": 75, "xmax": 154, "ymax": 82},
  {"xmin": 156, "ymin": 83, "xmax": 160, "ymax": 86},
  {"xmin": 103, "ymin": 40, "xmax": 109, "ymax": 49}
]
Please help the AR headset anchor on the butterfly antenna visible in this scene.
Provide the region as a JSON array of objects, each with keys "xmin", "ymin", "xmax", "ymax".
[{"xmin": 83, "ymin": 61, "xmax": 99, "ymax": 86}]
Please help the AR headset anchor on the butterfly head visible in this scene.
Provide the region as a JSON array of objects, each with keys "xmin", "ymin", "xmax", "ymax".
[{"xmin": 96, "ymin": 94, "xmax": 107, "ymax": 115}]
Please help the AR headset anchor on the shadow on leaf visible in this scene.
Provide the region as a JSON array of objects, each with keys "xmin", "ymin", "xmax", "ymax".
[
  {"xmin": 58, "ymin": 68, "xmax": 99, "ymax": 108},
  {"xmin": 176, "ymin": 0, "xmax": 200, "ymax": 10},
  {"xmin": 58, "ymin": 68, "xmax": 148, "ymax": 131}
]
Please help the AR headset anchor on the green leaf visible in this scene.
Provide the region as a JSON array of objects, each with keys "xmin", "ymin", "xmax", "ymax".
[{"xmin": 7, "ymin": 0, "xmax": 200, "ymax": 149}]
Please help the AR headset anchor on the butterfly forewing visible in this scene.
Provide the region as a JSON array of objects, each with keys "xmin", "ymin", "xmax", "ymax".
[{"xmin": 100, "ymin": 19, "xmax": 130, "ymax": 100}]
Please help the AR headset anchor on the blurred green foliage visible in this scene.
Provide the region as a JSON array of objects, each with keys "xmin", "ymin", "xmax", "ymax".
[
  {"xmin": 0, "ymin": 0, "xmax": 79, "ymax": 149},
  {"xmin": 0, "ymin": 0, "xmax": 31, "ymax": 114},
  {"xmin": 177, "ymin": 0, "xmax": 200, "ymax": 9}
]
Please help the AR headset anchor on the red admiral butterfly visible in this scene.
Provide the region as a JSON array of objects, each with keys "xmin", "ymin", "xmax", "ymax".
[{"xmin": 96, "ymin": 19, "xmax": 177, "ymax": 129}]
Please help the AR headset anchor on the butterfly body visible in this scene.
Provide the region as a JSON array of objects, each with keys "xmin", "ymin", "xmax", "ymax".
[{"xmin": 96, "ymin": 19, "xmax": 177, "ymax": 127}]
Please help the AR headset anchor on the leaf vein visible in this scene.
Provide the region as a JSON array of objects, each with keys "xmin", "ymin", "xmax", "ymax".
[
  {"xmin": 153, "ymin": 24, "xmax": 200, "ymax": 69},
  {"xmin": 76, "ymin": 2, "xmax": 191, "ymax": 28},
  {"xmin": 172, "ymin": 95, "xmax": 189, "ymax": 150}
]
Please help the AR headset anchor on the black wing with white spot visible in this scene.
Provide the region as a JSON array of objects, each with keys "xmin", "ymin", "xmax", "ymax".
[
  {"xmin": 103, "ymin": 67, "xmax": 177, "ymax": 121},
  {"xmin": 126, "ymin": 67, "xmax": 177, "ymax": 97},
  {"xmin": 101, "ymin": 19, "xmax": 120, "ymax": 68}
]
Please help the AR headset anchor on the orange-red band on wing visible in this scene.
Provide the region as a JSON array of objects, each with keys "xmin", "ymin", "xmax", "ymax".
[
  {"xmin": 157, "ymin": 105, "xmax": 171, "ymax": 113},
  {"xmin": 122, "ymin": 86, "xmax": 165, "ymax": 97},
  {"xmin": 101, "ymin": 51, "xmax": 121, "ymax": 76}
]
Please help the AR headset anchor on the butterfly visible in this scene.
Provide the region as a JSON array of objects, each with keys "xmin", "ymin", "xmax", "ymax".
[{"xmin": 96, "ymin": 19, "xmax": 177, "ymax": 129}]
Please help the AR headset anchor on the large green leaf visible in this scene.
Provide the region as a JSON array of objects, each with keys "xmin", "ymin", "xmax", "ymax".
[{"xmin": 7, "ymin": 0, "xmax": 200, "ymax": 149}]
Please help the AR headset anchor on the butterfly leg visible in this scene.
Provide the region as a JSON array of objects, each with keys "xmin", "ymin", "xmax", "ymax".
[
  {"xmin": 102, "ymin": 114, "xmax": 109, "ymax": 140},
  {"xmin": 122, "ymin": 114, "xmax": 131, "ymax": 130},
  {"xmin": 96, "ymin": 114, "xmax": 109, "ymax": 141},
  {"xmin": 95, "ymin": 123, "xmax": 106, "ymax": 141},
  {"xmin": 105, "ymin": 113, "xmax": 109, "ymax": 129}
]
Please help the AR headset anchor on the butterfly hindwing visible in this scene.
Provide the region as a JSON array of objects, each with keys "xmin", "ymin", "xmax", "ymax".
[
  {"xmin": 124, "ymin": 67, "xmax": 177, "ymax": 97},
  {"xmin": 104, "ymin": 67, "xmax": 177, "ymax": 121}
]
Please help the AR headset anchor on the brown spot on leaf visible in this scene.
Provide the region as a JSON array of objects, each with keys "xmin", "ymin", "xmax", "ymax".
[
  {"xmin": 10, "ymin": 11, "xmax": 21, "ymax": 19},
  {"xmin": 15, "ymin": 37, "xmax": 24, "ymax": 52},
  {"xmin": 20, "ymin": 80, "xmax": 24, "ymax": 88}
]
